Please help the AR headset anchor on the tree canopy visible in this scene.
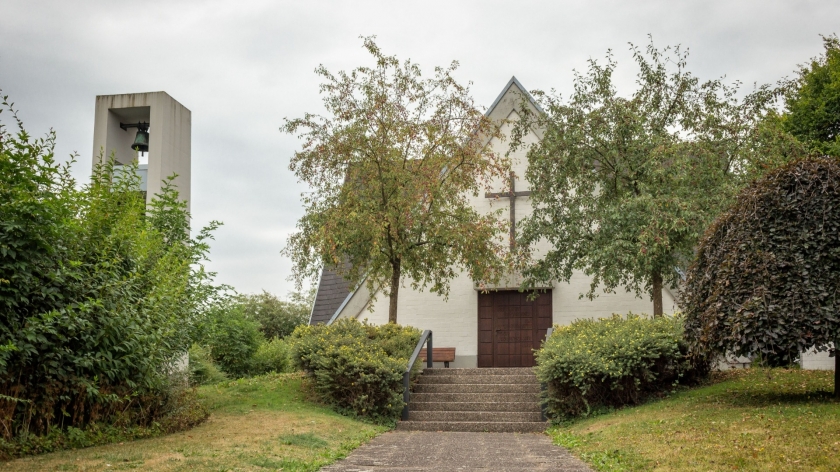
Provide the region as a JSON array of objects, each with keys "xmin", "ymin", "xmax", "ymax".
[
  {"xmin": 683, "ymin": 157, "xmax": 840, "ymax": 371},
  {"xmin": 238, "ymin": 289, "xmax": 313, "ymax": 339},
  {"xmin": 782, "ymin": 34, "xmax": 840, "ymax": 157},
  {"xmin": 512, "ymin": 40, "xmax": 783, "ymax": 316},
  {"xmin": 282, "ymin": 37, "xmax": 509, "ymax": 323}
]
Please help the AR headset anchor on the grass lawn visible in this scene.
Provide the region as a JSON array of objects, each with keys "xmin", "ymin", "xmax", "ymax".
[
  {"xmin": 1, "ymin": 372, "xmax": 388, "ymax": 472},
  {"xmin": 550, "ymin": 368, "xmax": 840, "ymax": 471}
]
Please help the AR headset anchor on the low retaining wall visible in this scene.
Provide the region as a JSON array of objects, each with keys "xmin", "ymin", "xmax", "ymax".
[{"xmin": 800, "ymin": 346, "xmax": 835, "ymax": 370}]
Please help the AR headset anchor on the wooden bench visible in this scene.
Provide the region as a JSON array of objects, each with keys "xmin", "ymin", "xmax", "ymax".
[{"xmin": 419, "ymin": 347, "xmax": 456, "ymax": 368}]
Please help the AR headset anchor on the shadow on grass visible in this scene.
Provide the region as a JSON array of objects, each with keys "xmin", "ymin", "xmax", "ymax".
[
  {"xmin": 700, "ymin": 389, "xmax": 838, "ymax": 408},
  {"xmin": 550, "ymin": 369, "xmax": 838, "ymax": 427}
]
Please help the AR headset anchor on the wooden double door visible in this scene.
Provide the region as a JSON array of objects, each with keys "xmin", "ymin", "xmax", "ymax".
[{"xmin": 477, "ymin": 290, "xmax": 552, "ymax": 367}]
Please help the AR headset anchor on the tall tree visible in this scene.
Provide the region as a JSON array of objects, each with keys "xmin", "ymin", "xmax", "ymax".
[
  {"xmin": 512, "ymin": 40, "xmax": 775, "ymax": 316},
  {"xmin": 282, "ymin": 37, "xmax": 509, "ymax": 324},
  {"xmin": 782, "ymin": 34, "xmax": 840, "ymax": 157}
]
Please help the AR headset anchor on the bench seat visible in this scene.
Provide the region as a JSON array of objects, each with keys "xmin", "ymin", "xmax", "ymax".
[{"xmin": 419, "ymin": 347, "xmax": 456, "ymax": 368}]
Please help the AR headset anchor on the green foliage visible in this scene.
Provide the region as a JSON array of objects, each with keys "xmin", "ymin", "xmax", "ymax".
[
  {"xmin": 282, "ymin": 36, "xmax": 510, "ymax": 323},
  {"xmin": 783, "ymin": 35, "xmax": 840, "ymax": 157},
  {"xmin": 249, "ymin": 337, "xmax": 292, "ymax": 375},
  {"xmin": 239, "ymin": 289, "xmax": 313, "ymax": 339},
  {"xmin": 0, "ymin": 386, "xmax": 208, "ymax": 460},
  {"xmin": 201, "ymin": 302, "xmax": 264, "ymax": 379},
  {"xmin": 512, "ymin": 39, "xmax": 792, "ymax": 315},
  {"xmin": 288, "ymin": 319, "xmax": 421, "ymax": 422},
  {"xmin": 536, "ymin": 314, "xmax": 707, "ymax": 419},
  {"xmin": 192, "ymin": 291, "xmax": 305, "ymax": 380},
  {"xmin": 683, "ymin": 156, "xmax": 840, "ymax": 364},
  {"xmin": 0, "ymin": 93, "xmax": 222, "ymax": 440},
  {"xmin": 188, "ymin": 344, "xmax": 228, "ymax": 386}
]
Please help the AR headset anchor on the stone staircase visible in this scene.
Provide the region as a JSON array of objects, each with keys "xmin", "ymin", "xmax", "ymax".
[{"xmin": 397, "ymin": 367, "xmax": 546, "ymax": 433}]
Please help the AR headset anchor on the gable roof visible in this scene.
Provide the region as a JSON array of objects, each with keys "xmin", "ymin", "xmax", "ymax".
[
  {"xmin": 482, "ymin": 76, "xmax": 544, "ymax": 146},
  {"xmin": 486, "ymin": 76, "xmax": 542, "ymax": 118},
  {"xmin": 308, "ymin": 265, "xmax": 353, "ymax": 325}
]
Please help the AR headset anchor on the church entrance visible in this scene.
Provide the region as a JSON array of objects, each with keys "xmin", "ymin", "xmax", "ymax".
[{"xmin": 477, "ymin": 290, "xmax": 552, "ymax": 368}]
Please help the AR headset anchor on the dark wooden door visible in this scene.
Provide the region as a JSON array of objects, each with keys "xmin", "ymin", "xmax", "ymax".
[{"xmin": 477, "ymin": 290, "xmax": 552, "ymax": 367}]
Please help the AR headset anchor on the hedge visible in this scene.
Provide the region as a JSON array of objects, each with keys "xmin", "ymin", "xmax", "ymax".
[
  {"xmin": 0, "ymin": 95, "xmax": 220, "ymax": 441},
  {"xmin": 536, "ymin": 314, "xmax": 707, "ymax": 419},
  {"xmin": 289, "ymin": 319, "xmax": 420, "ymax": 422}
]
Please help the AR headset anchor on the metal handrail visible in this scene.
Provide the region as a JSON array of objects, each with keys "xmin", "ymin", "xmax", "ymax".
[
  {"xmin": 540, "ymin": 327, "xmax": 554, "ymax": 421},
  {"xmin": 402, "ymin": 330, "xmax": 432, "ymax": 421}
]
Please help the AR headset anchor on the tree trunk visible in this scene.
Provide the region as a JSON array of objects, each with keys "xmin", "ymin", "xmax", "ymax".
[
  {"xmin": 835, "ymin": 340, "xmax": 840, "ymax": 399},
  {"xmin": 388, "ymin": 259, "xmax": 401, "ymax": 324},
  {"xmin": 652, "ymin": 268, "xmax": 663, "ymax": 318}
]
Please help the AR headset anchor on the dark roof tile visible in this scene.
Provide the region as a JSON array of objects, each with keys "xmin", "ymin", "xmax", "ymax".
[{"xmin": 309, "ymin": 266, "xmax": 353, "ymax": 325}]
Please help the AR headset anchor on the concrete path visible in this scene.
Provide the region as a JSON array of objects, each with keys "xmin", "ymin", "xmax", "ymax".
[{"xmin": 321, "ymin": 431, "xmax": 592, "ymax": 472}]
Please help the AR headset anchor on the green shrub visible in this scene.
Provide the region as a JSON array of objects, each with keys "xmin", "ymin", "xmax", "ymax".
[
  {"xmin": 202, "ymin": 303, "xmax": 264, "ymax": 379},
  {"xmin": 289, "ymin": 319, "xmax": 421, "ymax": 422},
  {"xmin": 0, "ymin": 94, "xmax": 221, "ymax": 441},
  {"xmin": 188, "ymin": 344, "xmax": 227, "ymax": 385},
  {"xmin": 249, "ymin": 338, "xmax": 291, "ymax": 375},
  {"xmin": 0, "ymin": 386, "xmax": 208, "ymax": 459},
  {"xmin": 239, "ymin": 290, "xmax": 312, "ymax": 340},
  {"xmin": 536, "ymin": 314, "xmax": 708, "ymax": 419}
]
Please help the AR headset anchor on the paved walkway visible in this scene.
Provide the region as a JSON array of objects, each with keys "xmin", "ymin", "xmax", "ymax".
[{"xmin": 321, "ymin": 431, "xmax": 592, "ymax": 472}]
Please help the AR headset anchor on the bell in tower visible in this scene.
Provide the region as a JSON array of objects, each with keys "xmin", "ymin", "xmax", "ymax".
[
  {"xmin": 119, "ymin": 122, "xmax": 150, "ymax": 153},
  {"xmin": 91, "ymin": 92, "xmax": 191, "ymax": 209}
]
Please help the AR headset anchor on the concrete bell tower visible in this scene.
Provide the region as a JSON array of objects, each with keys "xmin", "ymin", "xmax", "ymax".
[{"xmin": 91, "ymin": 91, "xmax": 191, "ymax": 208}]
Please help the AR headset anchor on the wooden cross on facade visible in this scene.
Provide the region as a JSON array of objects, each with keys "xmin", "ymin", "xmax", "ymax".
[{"xmin": 485, "ymin": 171, "xmax": 531, "ymax": 250}]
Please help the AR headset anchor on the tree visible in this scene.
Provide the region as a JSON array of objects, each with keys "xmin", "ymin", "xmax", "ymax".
[
  {"xmin": 512, "ymin": 40, "xmax": 775, "ymax": 316},
  {"xmin": 782, "ymin": 34, "xmax": 840, "ymax": 157},
  {"xmin": 239, "ymin": 289, "xmax": 313, "ymax": 339},
  {"xmin": 282, "ymin": 37, "xmax": 509, "ymax": 324},
  {"xmin": 682, "ymin": 157, "xmax": 840, "ymax": 392}
]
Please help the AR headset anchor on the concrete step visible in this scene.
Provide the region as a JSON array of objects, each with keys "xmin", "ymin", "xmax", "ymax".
[
  {"xmin": 408, "ymin": 410, "xmax": 544, "ymax": 422},
  {"xmin": 417, "ymin": 374, "xmax": 539, "ymax": 385},
  {"xmin": 396, "ymin": 421, "xmax": 547, "ymax": 433},
  {"xmin": 408, "ymin": 401, "xmax": 542, "ymax": 412},
  {"xmin": 399, "ymin": 368, "xmax": 545, "ymax": 433},
  {"xmin": 410, "ymin": 392, "xmax": 538, "ymax": 403},
  {"xmin": 413, "ymin": 382, "xmax": 541, "ymax": 394},
  {"xmin": 422, "ymin": 367, "xmax": 535, "ymax": 376}
]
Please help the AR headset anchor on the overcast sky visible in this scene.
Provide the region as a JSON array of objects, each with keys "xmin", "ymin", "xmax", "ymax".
[{"xmin": 1, "ymin": 0, "xmax": 837, "ymax": 297}]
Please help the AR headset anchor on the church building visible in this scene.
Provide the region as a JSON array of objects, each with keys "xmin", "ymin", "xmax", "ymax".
[{"xmin": 308, "ymin": 77, "xmax": 678, "ymax": 368}]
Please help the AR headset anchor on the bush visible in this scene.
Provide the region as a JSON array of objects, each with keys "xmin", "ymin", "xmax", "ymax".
[
  {"xmin": 683, "ymin": 157, "xmax": 840, "ymax": 364},
  {"xmin": 289, "ymin": 319, "xmax": 421, "ymax": 422},
  {"xmin": 0, "ymin": 95, "xmax": 221, "ymax": 441},
  {"xmin": 188, "ymin": 344, "xmax": 227, "ymax": 386},
  {"xmin": 239, "ymin": 290, "xmax": 312, "ymax": 340},
  {"xmin": 0, "ymin": 386, "xmax": 208, "ymax": 459},
  {"xmin": 536, "ymin": 314, "xmax": 707, "ymax": 419},
  {"xmin": 202, "ymin": 302, "xmax": 264, "ymax": 379},
  {"xmin": 249, "ymin": 338, "xmax": 291, "ymax": 375}
]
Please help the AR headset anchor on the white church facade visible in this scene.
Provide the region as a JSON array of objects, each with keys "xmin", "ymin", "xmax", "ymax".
[{"xmin": 309, "ymin": 77, "xmax": 678, "ymax": 368}]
